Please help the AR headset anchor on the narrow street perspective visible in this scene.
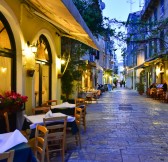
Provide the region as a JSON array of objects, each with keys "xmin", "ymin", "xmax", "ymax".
[
  {"xmin": 58, "ymin": 88, "xmax": 168, "ymax": 162},
  {"xmin": 1, "ymin": 0, "xmax": 168, "ymax": 162}
]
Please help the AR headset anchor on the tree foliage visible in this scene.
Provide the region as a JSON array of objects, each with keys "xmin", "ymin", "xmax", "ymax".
[
  {"xmin": 72, "ymin": 0, "xmax": 105, "ymax": 36},
  {"xmin": 61, "ymin": 37, "xmax": 89, "ymax": 99}
]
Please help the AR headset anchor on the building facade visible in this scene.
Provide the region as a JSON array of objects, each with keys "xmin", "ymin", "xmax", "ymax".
[
  {"xmin": 125, "ymin": 0, "xmax": 168, "ymax": 90},
  {"xmin": 0, "ymin": 0, "xmax": 99, "ymax": 128}
]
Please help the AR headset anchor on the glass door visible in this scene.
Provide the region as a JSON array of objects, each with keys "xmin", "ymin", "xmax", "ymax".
[
  {"xmin": 34, "ymin": 63, "xmax": 49, "ymax": 106},
  {"xmin": 34, "ymin": 34, "xmax": 51, "ymax": 107}
]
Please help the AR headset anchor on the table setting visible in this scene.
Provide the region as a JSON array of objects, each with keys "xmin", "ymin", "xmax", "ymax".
[
  {"xmin": 0, "ymin": 129, "xmax": 37, "ymax": 162},
  {"xmin": 22, "ymin": 110, "xmax": 78, "ymax": 138},
  {"xmin": 50, "ymin": 102, "xmax": 76, "ymax": 116}
]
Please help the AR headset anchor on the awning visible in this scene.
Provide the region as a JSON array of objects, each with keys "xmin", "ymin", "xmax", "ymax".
[
  {"xmin": 134, "ymin": 56, "xmax": 163, "ymax": 70},
  {"xmin": 134, "ymin": 63, "xmax": 146, "ymax": 70},
  {"xmin": 25, "ymin": 0, "xmax": 100, "ymax": 50}
]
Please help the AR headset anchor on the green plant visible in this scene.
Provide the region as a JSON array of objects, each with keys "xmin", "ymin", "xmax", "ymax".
[
  {"xmin": 61, "ymin": 70, "xmax": 74, "ymax": 100},
  {"xmin": 135, "ymin": 83, "xmax": 144, "ymax": 93}
]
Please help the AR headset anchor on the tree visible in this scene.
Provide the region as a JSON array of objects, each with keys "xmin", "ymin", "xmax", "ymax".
[
  {"xmin": 61, "ymin": 38, "xmax": 88, "ymax": 99},
  {"xmin": 61, "ymin": 70, "xmax": 74, "ymax": 100},
  {"xmin": 72, "ymin": 0, "xmax": 105, "ymax": 36}
]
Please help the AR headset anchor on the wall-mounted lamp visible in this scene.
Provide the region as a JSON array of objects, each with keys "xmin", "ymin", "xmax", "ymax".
[
  {"xmin": 57, "ymin": 58, "xmax": 65, "ymax": 78},
  {"xmin": 27, "ymin": 41, "xmax": 37, "ymax": 53},
  {"xmin": 61, "ymin": 59, "xmax": 65, "ymax": 65},
  {"xmin": 1, "ymin": 67, "xmax": 7, "ymax": 73},
  {"xmin": 23, "ymin": 41, "xmax": 37, "ymax": 77},
  {"xmin": 57, "ymin": 55, "xmax": 70, "ymax": 79}
]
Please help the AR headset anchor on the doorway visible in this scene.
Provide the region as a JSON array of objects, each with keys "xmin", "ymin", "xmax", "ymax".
[{"xmin": 34, "ymin": 35, "xmax": 52, "ymax": 106}]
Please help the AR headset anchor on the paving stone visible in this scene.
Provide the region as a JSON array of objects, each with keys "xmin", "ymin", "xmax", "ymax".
[{"xmin": 51, "ymin": 88, "xmax": 168, "ymax": 162}]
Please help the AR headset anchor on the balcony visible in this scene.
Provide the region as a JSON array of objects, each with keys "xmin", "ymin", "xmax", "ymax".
[{"xmin": 141, "ymin": 0, "xmax": 159, "ymax": 20}]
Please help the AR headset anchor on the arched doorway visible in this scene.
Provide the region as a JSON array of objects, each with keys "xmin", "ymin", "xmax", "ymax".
[
  {"xmin": 0, "ymin": 12, "xmax": 16, "ymax": 93},
  {"xmin": 34, "ymin": 35, "xmax": 52, "ymax": 106}
]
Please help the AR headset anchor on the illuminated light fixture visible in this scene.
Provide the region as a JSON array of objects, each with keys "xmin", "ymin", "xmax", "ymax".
[
  {"xmin": 25, "ymin": 41, "xmax": 37, "ymax": 77},
  {"xmin": 1, "ymin": 67, "xmax": 7, "ymax": 73},
  {"xmin": 58, "ymin": 54, "xmax": 70, "ymax": 79},
  {"xmin": 61, "ymin": 59, "xmax": 65, "ymax": 64},
  {"xmin": 27, "ymin": 41, "xmax": 37, "ymax": 53},
  {"xmin": 31, "ymin": 44, "xmax": 37, "ymax": 53}
]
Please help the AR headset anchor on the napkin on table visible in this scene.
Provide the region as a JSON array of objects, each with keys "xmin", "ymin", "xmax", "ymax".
[
  {"xmin": 0, "ymin": 129, "xmax": 28, "ymax": 153},
  {"xmin": 45, "ymin": 110, "xmax": 53, "ymax": 118}
]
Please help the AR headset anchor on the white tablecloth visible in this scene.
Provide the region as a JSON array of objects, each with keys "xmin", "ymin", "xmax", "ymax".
[
  {"xmin": 24, "ymin": 112, "xmax": 75, "ymax": 129},
  {"xmin": 51, "ymin": 102, "xmax": 75, "ymax": 109},
  {"xmin": 0, "ymin": 129, "xmax": 28, "ymax": 153}
]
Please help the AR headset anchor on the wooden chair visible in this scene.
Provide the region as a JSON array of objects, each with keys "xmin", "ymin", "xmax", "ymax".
[
  {"xmin": 0, "ymin": 150, "xmax": 14, "ymax": 162},
  {"xmin": 32, "ymin": 107, "xmax": 50, "ymax": 115},
  {"xmin": 85, "ymin": 92, "xmax": 93, "ymax": 103},
  {"xmin": 75, "ymin": 98, "xmax": 87, "ymax": 131},
  {"xmin": 4, "ymin": 112, "xmax": 10, "ymax": 133},
  {"xmin": 146, "ymin": 88, "xmax": 151, "ymax": 97},
  {"xmin": 45, "ymin": 100, "xmax": 57, "ymax": 106},
  {"xmin": 75, "ymin": 98, "xmax": 85, "ymax": 105},
  {"xmin": 66, "ymin": 107, "xmax": 82, "ymax": 149},
  {"xmin": 34, "ymin": 125, "xmax": 48, "ymax": 162},
  {"xmin": 150, "ymin": 88, "xmax": 157, "ymax": 99},
  {"xmin": 3, "ymin": 112, "xmax": 29, "ymax": 139},
  {"xmin": 43, "ymin": 116, "xmax": 67, "ymax": 162}
]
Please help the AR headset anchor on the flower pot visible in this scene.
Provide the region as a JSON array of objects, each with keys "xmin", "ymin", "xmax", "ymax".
[
  {"xmin": 0, "ymin": 104, "xmax": 25, "ymax": 132},
  {"xmin": 138, "ymin": 91, "xmax": 144, "ymax": 95},
  {"xmin": 0, "ymin": 104, "xmax": 24, "ymax": 114}
]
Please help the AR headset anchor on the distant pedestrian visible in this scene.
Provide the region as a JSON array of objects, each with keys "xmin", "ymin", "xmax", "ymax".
[
  {"xmin": 123, "ymin": 80, "xmax": 125, "ymax": 87},
  {"xmin": 120, "ymin": 81, "xmax": 122, "ymax": 87}
]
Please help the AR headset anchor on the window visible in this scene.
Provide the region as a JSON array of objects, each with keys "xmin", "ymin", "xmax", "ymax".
[
  {"xmin": 145, "ymin": 45, "xmax": 148, "ymax": 59},
  {"xmin": 160, "ymin": 0, "xmax": 164, "ymax": 17},
  {"xmin": 0, "ymin": 12, "xmax": 16, "ymax": 92},
  {"xmin": 148, "ymin": 17, "xmax": 152, "ymax": 30},
  {"xmin": 149, "ymin": 41, "xmax": 152, "ymax": 57},
  {"xmin": 154, "ymin": 8, "xmax": 157, "ymax": 22},
  {"xmin": 160, "ymin": 30, "xmax": 164, "ymax": 51},
  {"xmin": 154, "ymin": 39, "xmax": 157, "ymax": 54}
]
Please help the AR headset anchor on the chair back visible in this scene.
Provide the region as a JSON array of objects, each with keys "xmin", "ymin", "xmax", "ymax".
[
  {"xmin": 75, "ymin": 99, "xmax": 87, "ymax": 131},
  {"xmin": 32, "ymin": 107, "xmax": 50, "ymax": 115},
  {"xmin": 75, "ymin": 98, "xmax": 85, "ymax": 107},
  {"xmin": 0, "ymin": 150, "xmax": 14, "ymax": 162},
  {"xmin": 46, "ymin": 100, "xmax": 57, "ymax": 106},
  {"xmin": 34, "ymin": 125, "xmax": 48, "ymax": 162},
  {"xmin": 75, "ymin": 107, "xmax": 83, "ymax": 126},
  {"xmin": 43, "ymin": 116, "xmax": 67, "ymax": 162},
  {"xmin": 4, "ymin": 112, "xmax": 10, "ymax": 132},
  {"xmin": 4, "ymin": 112, "xmax": 29, "ymax": 138}
]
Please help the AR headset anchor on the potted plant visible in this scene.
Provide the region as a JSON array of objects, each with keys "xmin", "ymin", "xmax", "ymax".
[
  {"xmin": 0, "ymin": 91, "xmax": 28, "ymax": 113},
  {"xmin": 135, "ymin": 82, "xmax": 144, "ymax": 95}
]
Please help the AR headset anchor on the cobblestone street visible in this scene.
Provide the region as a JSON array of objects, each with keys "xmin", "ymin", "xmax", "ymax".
[{"xmin": 54, "ymin": 87, "xmax": 168, "ymax": 162}]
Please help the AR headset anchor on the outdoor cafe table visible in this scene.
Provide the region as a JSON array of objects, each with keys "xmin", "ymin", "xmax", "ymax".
[
  {"xmin": 22, "ymin": 112, "xmax": 78, "ymax": 138},
  {"xmin": 0, "ymin": 130, "xmax": 37, "ymax": 162},
  {"xmin": 50, "ymin": 102, "xmax": 76, "ymax": 116}
]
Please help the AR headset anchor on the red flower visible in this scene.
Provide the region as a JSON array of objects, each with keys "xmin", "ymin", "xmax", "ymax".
[{"xmin": 0, "ymin": 91, "xmax": 28, "ymax": 106}]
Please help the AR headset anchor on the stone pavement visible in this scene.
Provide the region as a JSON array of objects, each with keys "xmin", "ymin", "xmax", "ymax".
[{"xmin": 52, "ymin": 87, "xmax": 168, "ymax": 162}]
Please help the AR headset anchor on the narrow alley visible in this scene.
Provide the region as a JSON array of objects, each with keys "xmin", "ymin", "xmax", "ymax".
[{"xmin": 60, "ymin": 88, "xmax": 168, "ymax": 162}]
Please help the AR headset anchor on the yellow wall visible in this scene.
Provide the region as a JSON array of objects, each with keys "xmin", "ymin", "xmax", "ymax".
[{"xmin": 1, "ymin": 0, "xmax": 62, "ymax": 115}]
